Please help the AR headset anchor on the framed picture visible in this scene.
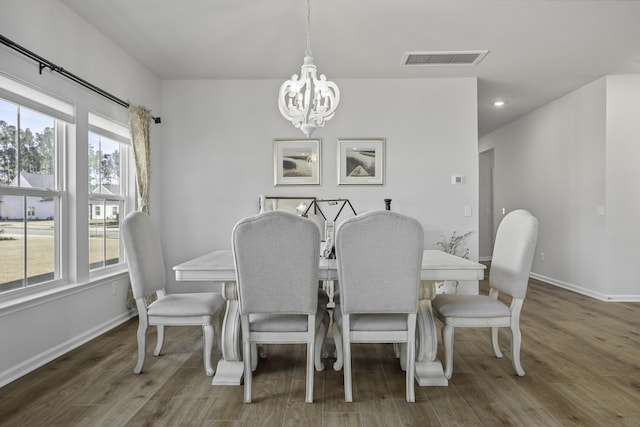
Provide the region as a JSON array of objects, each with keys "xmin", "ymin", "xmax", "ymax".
[
  {"xmin": 273, "ymin": 138, "xmax": 321, "ymax": 186},
  {"xmin": 337, "ymin": 138, "xmax": 385, "ymax": 185}
]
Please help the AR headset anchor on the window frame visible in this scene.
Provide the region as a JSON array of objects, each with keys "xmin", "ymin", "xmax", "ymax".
[
  {"xmin": 0, "ymin": 72, "xmax": 136, "ymax": 301},
  {"xmin": 0, "ymin": 100, "xmax": 67, "ymax": 295},
  {"xmin": 87, "ymin": 113, "xmax": 133, "ymax": 277}
]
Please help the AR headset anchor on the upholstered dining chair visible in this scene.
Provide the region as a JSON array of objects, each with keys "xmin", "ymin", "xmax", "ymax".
[
  {"xmin": 432, "ymin": 209, "xmax": 538, "ymax": 379},
  {"xmin": 122, "ymin": 211, "xmax": 225, "ymax": 376},
  {"xmin": 332, "ymin": 210, "xmax": 424, "ymax": 403},
  {"xmin": 232, "ymin": 211, "xmax": 330, "ymax": 403}
]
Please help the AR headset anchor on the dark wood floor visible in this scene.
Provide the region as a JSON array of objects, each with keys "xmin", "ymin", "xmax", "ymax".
[{"xmin": 1, "ymin": 271, "xmax": 640, "ymax": 426}]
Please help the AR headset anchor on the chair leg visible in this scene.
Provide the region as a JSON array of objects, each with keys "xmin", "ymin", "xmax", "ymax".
[
  {"xmin": 343, "ymin": 318, "xmax": 353, "ymax": 402},
  {"xmin": 153, "ymin": 325, "xmax": 165, "ymax": 356},
  {"xmin": 306, "ymin": 341, "xmax": 315, "ymax": 403},
  {"xmin": 241, "ymin": 317, "xmax": 252, "ymax": 403},
  {"xmin": 406, "ymin": 317, "xmax": 416, "ymax": 403},
  {"xmin": 511, "ymin": 325, "xmax": 525, "ymax": 376},
  {"xmin": 134, "ymin": 319, "xmax": 147, "ymax": 374},
  {"xmin": 315, "ymin": 315, "xmax": 328, "ymax": 371},
  {"xmin": 491, "ymin": 327, "xmax": 503, "ymax": 358},
  {"xmin": 332, "ymin": 322, "xmax": 343, "ymax": 371},
  {"xmin": 442, "ymin": 324, "xmax": 455, "ymax": 380},
  {"xmin": 202, "ymin": 323, "xmax": 215, "ymax": 376},
  {"xmin": 405, "ymin": 346, "xmax": 415, "ymax": 402}
]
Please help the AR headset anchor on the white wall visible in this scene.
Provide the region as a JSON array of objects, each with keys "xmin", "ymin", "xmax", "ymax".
[
  {"xmin": 159, "ymin": 78, "xmax": 480, "ymax": 292},
  {"xmin": 0, "ymin": 0, "xmax": 161, "ymax": 386},
  {"xmin": 604, "ymin": 75, "xmax": 640, "ymax": 297},
  {"xmin": 478, "ymin": 149, "xmax": 494, "ymax": 259},
  {"xmin": 480, "ymin": 76, "xmax": 640, "ymax": 300}
]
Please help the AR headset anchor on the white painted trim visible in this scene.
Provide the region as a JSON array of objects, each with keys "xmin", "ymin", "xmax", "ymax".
[
  {"xmin": 0, "ymin": 270, "xmax": 129, "ymax": 316},
  {"xmin": 530, "ymin": 273, "xmax": 640, "ymax": 302},
  {"xmin": 479, "ymin": 260, "xmax": 640, "ymax": 302},
  {"xmin": 0, "ymin": 311, "xmax": 135, "ymax": 388}
]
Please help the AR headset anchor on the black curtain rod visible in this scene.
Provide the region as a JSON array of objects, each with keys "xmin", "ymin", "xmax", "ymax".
[{"xmin": 0, "ymin": 33, "xmax": 161, "ymax": 124}]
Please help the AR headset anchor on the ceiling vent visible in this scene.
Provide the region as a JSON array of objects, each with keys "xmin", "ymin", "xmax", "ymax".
[{"xmin": 401, "ymin": 51, "xmax": 488, "ymax": 66}]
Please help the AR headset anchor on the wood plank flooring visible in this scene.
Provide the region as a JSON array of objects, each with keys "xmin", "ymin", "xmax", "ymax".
[{"xmin": 1, "ymin": 269, "xmax": 639, "ymax": 426}]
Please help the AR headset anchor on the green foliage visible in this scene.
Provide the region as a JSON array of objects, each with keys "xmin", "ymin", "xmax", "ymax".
[
  {"xmin": 437, "ymin": 230, "xmax": 472, "ymax": 259},
  {"xmin": 89, "ymin": 138, "xmax": 120, "ymax": 190},
  {"xmin": 0, "ymin": 118, "xmax": 55, "ymax": 186}
]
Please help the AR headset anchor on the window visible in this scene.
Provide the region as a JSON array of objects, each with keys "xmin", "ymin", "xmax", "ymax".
[
  {"xmin": 0, "ymin": 72, "xmax": 135, "ymax": 297},
  {"xmin": 0, "ymin": 97, "xmax": 63, "ymax": 293},
  {"xmin": 88, "ymin": 113, "xmax": 131, "ymax": 271}
]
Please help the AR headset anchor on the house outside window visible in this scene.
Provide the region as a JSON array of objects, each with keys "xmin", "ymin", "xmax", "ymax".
[{"xmin": 0, "ymin": 97, "xmax": 64, "ymax": 293}]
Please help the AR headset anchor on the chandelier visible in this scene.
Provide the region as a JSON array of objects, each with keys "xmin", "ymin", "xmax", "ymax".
[{"xmin": 278, "ymin": 0, "xmax": 340, "ymax": 137}]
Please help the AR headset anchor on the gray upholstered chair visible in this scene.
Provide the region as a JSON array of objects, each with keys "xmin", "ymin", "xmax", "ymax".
[
  {"xmin": 432, "ymin": 209, "xmax": 539, "ymax": 379},
  {"xmin": 232, "ymin": 211, "xmax": 330, "ymax": 403},
  {"xmin": 122, "ymin": 211, "xmax": 225, "ymax": 376},
  {"xmin": 332, "ymin": 210, "xmax": 424, "ymax": 402}
]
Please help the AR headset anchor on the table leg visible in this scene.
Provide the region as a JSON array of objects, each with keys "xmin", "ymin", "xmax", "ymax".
[
  {"xmin": 415, "ymin": 298, "xmax": 448, "ymax": 386},
  {"xmin": 212, "ymin": 298, "xmax": 245, "ymax": 385}
]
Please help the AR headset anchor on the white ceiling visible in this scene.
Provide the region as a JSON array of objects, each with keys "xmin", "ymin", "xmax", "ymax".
[{"xmin": 60, "ymin": 0, "xmax": 640, "ymax": 136}]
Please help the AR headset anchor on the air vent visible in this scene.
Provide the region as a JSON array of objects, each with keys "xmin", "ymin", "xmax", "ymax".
[{"xmin": 401, "ymin": 51, "xmax": 488, "ymax": 66}]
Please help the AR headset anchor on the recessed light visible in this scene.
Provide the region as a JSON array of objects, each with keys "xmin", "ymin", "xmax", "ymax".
[{"xmin": 492, "ymin": 100, "xmax": 506, "ymax": 107}]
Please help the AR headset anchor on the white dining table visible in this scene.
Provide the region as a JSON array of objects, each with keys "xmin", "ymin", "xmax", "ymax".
[{"xmin": 173, "ymin": 249, "xmax": 485, "ymax": 386}]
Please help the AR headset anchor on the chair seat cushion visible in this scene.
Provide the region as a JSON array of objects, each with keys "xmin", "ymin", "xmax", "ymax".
[
  {"xmin": 432, "ymin": 294, "xmax": 511, "ymax": 318},
  {"xmin": 147, "ymin": 292, "xmax": 224, "ymax": 317},
  {"xmin": 333, "ymin": 304, "xmax": 409, "ymax": 331},
  {"xmin": 250, "ymin": 306, "xmax": 327, "ymax": 332}
]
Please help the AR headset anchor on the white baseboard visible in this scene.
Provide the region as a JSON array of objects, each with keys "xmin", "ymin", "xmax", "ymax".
[
  {"xmin": 0, "ymin": 312, "xmax": 135, "ymax": 388},
  {"xmin": 530, "ymin": 273, "xmax": 640, "ymax": 302},
  {"xmin": 480, "ymin": 257, "xmax": 640, "ymax": 301}
]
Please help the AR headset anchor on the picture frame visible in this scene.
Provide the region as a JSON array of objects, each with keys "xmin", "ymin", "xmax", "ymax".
[
  {"xmin": 337, "ymin": 138, "xmax": 385, "ymax": 185},
  {"xmin": 273, "ymin": 138, "xmax": 321, "ymax": 186}
]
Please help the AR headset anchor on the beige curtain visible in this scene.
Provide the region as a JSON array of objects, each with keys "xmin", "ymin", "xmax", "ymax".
[
  {"xmin": 127, "ymin": 104, "xmax": 154, "ymax": 310},
  {"xmin": 128, "ymin": 104, "xmax": 152, "ymax": 214}
]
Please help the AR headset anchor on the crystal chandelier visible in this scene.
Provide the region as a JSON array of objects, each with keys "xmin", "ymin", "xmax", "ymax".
[{"xmin": 278, "ymin": 0, "xmax": 340, "ymax": 137}]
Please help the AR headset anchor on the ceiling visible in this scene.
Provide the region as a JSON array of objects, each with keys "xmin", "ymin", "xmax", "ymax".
[{"xmin": 60, "ymin": 0, "xmax": 640, "ymax": 137}]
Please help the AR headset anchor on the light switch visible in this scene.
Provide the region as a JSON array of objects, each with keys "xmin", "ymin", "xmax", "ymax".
[{"xmin": 464, "ymin": 206, "xmax": 472, "ymax": 217}]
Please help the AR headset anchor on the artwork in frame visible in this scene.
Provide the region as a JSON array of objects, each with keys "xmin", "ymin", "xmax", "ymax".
[
  {"xmin": 273, "ymin": 138, "xmax": 321, "ymax": 186},
  {"xmin": 337, "ymin": 138, "xmax": 385, "ymax": 185}
]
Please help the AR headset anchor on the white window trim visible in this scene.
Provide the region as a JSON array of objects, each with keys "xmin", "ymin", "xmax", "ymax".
[
  {"xmin": 0, "ymin": 71, "xmax": 74, "ymax": 123},
  {"xmin": 0, "ymin": 72, "xmax": 136, "ymax": 303},
  {"xmin": 87, "ymin": 114, "xmax": 135, "ymax": 278}
]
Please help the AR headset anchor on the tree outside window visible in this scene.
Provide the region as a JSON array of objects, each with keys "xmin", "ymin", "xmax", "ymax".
[{"xmin": 0, "ymin": 98, "xmax": 60, "ymax": 292}]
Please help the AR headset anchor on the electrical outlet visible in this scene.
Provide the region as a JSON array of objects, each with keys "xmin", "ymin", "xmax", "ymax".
[{"xmin": 540, "ymin": 252, "xmax": 545, "ymax": 261}]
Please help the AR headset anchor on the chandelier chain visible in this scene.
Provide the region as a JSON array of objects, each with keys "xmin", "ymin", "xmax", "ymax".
[{"xmin": 305, "ymin": 0, "xmax": 312, "ymax": 57}]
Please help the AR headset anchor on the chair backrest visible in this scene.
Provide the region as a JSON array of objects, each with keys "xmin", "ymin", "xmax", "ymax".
[
  {"xmin": 122, "ymin": 211, "xmax": 167, "ymax": 299},
  {"xmin": 490, "ymin": 209, "xmax": 539, "ymax": 299},
  {"xmin": 335, "ymin": 210, "xmax": 424, "ymax": 314},
  {"xmin": 232, "ymin": 211, "xmax": 320, "ymax": 315}
]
